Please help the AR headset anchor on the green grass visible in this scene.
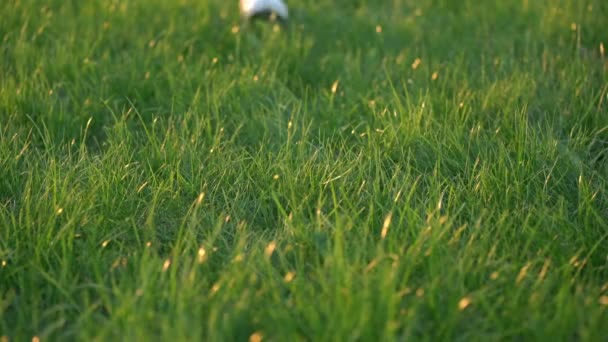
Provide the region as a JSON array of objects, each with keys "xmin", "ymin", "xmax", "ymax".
[{"xmin": 1, "ymin": 0, "xmax": 607, "ymax": 340}]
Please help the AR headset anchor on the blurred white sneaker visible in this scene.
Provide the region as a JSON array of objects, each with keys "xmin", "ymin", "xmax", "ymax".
[{"xmin": 240, "ymin": 0, "xmax": 288, "ymax": 22}]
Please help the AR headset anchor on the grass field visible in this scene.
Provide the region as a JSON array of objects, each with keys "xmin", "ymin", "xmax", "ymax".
[{"xmin": 1, "ymin": 0, "xmax": 607, "ymax": 340}]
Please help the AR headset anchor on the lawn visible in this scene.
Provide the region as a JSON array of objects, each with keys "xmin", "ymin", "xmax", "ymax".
[{"xmin": 1, "ymin": 0, "xmax": 607, "ymax": 340}]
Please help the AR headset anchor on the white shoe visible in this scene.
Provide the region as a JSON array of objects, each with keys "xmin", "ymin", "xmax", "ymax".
[{"xmin": 240, "ymin": 0, "xmax": 288, "ymax": 21}]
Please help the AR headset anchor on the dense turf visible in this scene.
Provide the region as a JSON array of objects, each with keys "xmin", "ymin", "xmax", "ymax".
[{"xmin": 1, "ymin": 0, "xmax": 607, "ymax": 340}]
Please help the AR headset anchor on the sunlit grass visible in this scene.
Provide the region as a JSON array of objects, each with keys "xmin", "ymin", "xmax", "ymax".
[{"xmin": 1, "ymin": 0, "xmax": 607, "ymax": 340}]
